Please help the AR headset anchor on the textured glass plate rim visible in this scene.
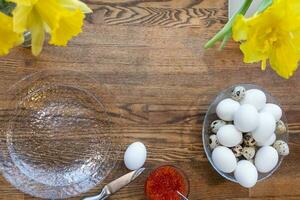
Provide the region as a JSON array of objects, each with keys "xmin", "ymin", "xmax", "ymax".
[
  {"xmin": 202, "ymin": 83, "xmax": 288, "ymax": 183},
  {"xmin": 7, "ymin": 84, "xmax": 115, "ymax": 185},
  {"xmin": 1, "ymin": 70, "xmax": 118, "ymax": 198},
  {"xmin": 0, "ymin": 70, "xmax": 120, "ymax": 199}
]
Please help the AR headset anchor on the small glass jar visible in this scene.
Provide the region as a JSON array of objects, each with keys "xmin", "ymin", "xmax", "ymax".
[{"xmin": 145, "ymin": 165, "xmax": 189, "ymax": 200}]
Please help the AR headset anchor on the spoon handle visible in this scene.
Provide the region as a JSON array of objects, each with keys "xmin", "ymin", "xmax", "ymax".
[
  {"xmin": 177, "ymin": 191, "xmax": 189, "ymax": 200},
  {"xmin": 82, "ymin": 186, "xmax": 110, "ymax": 200}
]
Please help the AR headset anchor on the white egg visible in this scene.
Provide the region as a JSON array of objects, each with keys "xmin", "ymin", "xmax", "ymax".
[
  {"xmin": 234, "ymin": 160, "xmax": 258, "ymax": 188},
  {"xmin": 252, "ymin": 112, "xmax": 276, "ymax": 143},
  {"xmin": 255, "ymin": 146, "xmax": 278, "ymax": 173},
  {"xmin": 212, "ymin": 146, "xmax": 237, "ymax": 173},
  {"xmin": 256, "ymin": 133, "xmax": 276, "ymax": 146},
  {"xmin": 217, "ymin": 124, "xmax": 242, "ymax": 147},
  {"xmin": 124, "ymin": 142, "xmax": 147, "ymax": 170},
  {"xmin": 216, "ymin": 98, "xmax": 240, "ymax": 121},
  {"xmin": 241, "ymin": 89, "xmax": 266, "ymax": 110},
  {"xmin": 234, "ymin": 104, "xmax": 259, "ymax": 132},
  {"xmin": 261, "ymin": 103, "xmax": 282, "ymax": 121}
]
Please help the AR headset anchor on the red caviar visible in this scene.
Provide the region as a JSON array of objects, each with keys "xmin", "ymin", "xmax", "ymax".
[{"xmin": 145, "ymin": 165, "xmax": 188, "ymax": 200}]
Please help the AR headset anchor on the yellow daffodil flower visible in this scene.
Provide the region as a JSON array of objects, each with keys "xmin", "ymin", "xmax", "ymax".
[
  {"xmin": 9, "ymin": 0, "xmax": 92, "ymax": 56},
  {"xmin": 233, "ymin": 0, "xmax": 300, "ymax": 79},
  {"xmin": 0, "ymin": 12, "xmax": 23, "ymax": 56}
]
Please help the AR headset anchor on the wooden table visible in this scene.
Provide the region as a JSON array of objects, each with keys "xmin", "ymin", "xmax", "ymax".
[{"xmin": 0, "ymin": 0, "xmax": 299, "ymax": 199}]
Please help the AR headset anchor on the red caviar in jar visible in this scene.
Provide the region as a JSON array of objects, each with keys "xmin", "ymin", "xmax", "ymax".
[{"xmin": 145, "ymin": 165, "xmax": 188, "ymax": 200}]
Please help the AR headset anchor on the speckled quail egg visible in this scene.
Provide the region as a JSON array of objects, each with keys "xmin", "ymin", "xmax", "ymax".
[
  {"xmin": 243, "ymin": 133, "xmax": 256, "ymax": 147},
  {"xmin": 209, "ymin": 134, "xmax": 220, "ymax": 150},
  {"xmin": 273, "ymin": 140, "xmax": 289, "ymax": 156},
  {"xmin": 124, "ymin": 142, "xmax": 147, "ymax": 170},
  {"xmin": 242, "ymin": 147, "xmax": 256, "ymax": 160},
  {"xmin": 231, "ymin": 86, "xmax": 246, "ymax": 101},
  {"xmin": 210, "ymin": 120, "xmax": 226, "ymax": 134},
  {"xmin": 216, "ymin": 98, "xmax": 240, "ymax": 121},
  {"xmin": 231, "ymin": 145, "xmax": 243, "ymax": 157},
  {"xmin": 275, "ymin": 120, "xmax": 287, "ymax": 135}
]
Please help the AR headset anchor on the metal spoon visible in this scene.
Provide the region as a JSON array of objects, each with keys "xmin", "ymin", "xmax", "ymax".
[{"xmin": 177, "ymin": 191, "xmax": 189, "ymax": 200}]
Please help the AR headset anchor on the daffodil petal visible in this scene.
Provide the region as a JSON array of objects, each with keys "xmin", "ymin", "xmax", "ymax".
[
  {"xmin": 8, "ymin": 0, "xmax": 38, "ymax": 6},
  {"xmin": 289, "ymin": 0, "xmax": 300, "ymax": 16},
  {"xmin": 240, "ymin": 38, "xmax": 267, "ymax": 64},
  {"xmin": 269, "ymin": 39, "xmax": 300, "ymax": 79},
  {"xmin": 49, "ymin": 9, "xmax": 84, "ymax": 46},
  {"xmin": 0, "ymin": 12, "xmax": 23, "ymax": 56},
  {"xmin": 261, "ymin": 59, "xmax": 267, "ymax": 70},
  {"xmin": 58, "ymin": 0, "xmax": 92, "ymax": 13},
  {"xmin": 232, "ymin": 15, "xmax": 249, "ymax": 41},
  {"xmin": 232, "ymin": 0, "xmax": 300, "ymax": 78},
  {"xmin": 35, "ymin": 0, "xmax": 62, "ymax": 29},
  {"xmin": 10, "ymin": 0, "xmax": 90, "ymax": 55},
  {"xmin": 12, "ymin": 4, "xmax": 32, "ymax": 33},
  {"xmin": 27, "ymin": 10, "xmax": 45, "ymax": 56}
]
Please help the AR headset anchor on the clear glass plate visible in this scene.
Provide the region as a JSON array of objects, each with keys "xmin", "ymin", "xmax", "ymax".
[
  {"xmin": 0, "ymin": 70, "xmax": 120, "ymax": 199},
  {"xmin": 202, "ymin": 84, "xmax": 289, "ymax": 183}
]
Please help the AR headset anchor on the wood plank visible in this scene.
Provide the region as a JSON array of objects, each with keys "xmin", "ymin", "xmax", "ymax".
[{"xmin": 0, "ymin": 0, "xmax": 299, "ymax": 200}]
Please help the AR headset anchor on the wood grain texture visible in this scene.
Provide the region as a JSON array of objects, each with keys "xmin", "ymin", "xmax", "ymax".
[{"xmin": 0, "ymin": 0, "xmax": 300, "ymax": 199}]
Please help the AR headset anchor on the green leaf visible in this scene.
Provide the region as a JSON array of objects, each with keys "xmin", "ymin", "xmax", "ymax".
[
  {"xmin": 0, "ymin": 1, "xmax": 15, "ymax": 16},
  {"xmin": 256, "ymin": 0, "xmax": 272, "ymax": 14}
]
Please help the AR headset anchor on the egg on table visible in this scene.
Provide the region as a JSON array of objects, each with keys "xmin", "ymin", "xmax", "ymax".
[
  {"xmin": 216, "ymin": 98, "xmax": 240, "ymax": 121},
  {"xmin": 252, "ymin": 112, "xmax": 276, "ymax": 143},
  {"xmin": 124, "ymin": 142, "xmax": 147, "ymax": 170},
  {"xmin": 234, "ymin": 104, "xmax": 259, "ymax": 132},
  {"xmin": 234, "ymin": 160, "xmax": 258, "ymax": 188},
  {"xmin": 217, "ymin": 124, "xmax": 242, "ymax": 147},
  {"xmin": 261, "ymin": 103, "xmax": 282, "ymax": 121},
  {"xmin": 212, "ymin": 146, "xmax": 237, "ymax": 173},
  {"xmin": 241, "ymin": 89, "xmax": 266, "ymax": 110},
  {"xmin": 255, "ymin": 146, "xmax": 278, "ymax": 173}
]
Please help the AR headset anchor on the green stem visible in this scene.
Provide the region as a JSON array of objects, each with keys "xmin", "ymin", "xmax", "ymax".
[
  {"xmin": 256, "ymin": 0, "xmax": 272, "ymax": 14},
  {"xmin": 219, "ymin": 30, "xmax": 231, "ymax": 50},
  {"xmin": 204, "ymin": 0, "xmax": 253, "ymax": 49}
]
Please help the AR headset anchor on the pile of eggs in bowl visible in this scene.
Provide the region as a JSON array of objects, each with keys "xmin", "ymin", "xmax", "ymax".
[{"xmin": 209, "ymin": 86, "xmax": 289, "ymax": 188}]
